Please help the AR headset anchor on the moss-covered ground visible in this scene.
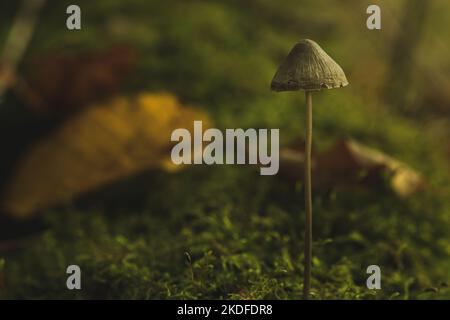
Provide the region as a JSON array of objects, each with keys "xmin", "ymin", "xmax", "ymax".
[{"xmin": 1, "ymin": 0, "xmax": 449, "ymax": 299}]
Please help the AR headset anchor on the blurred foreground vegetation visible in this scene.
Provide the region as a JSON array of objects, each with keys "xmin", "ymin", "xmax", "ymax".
[{"xmin": 0, "ymin": 0, "xmax": 449, "ymax": 299}]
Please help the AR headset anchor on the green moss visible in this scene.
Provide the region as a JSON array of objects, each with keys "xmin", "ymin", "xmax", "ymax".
[{"xmin": 2, "ymin": 166, "xmax": 449, "ymax": 299}]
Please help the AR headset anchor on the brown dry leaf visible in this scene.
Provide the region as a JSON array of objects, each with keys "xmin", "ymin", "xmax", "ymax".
[
  {"xmin": 280, "ymin": 138, "xmax": 425, "ymax": 197},
  {"xmin": 21, "ymin": 45, "xmax": 137, "ymax": 116},
  {"xmin": 2, "ymin": 92, "xmax": 210, "ymax": 219}
]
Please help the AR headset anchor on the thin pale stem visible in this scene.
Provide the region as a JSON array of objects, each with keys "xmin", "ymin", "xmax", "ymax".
[{"xmin": 303, "ymin": 91, "xmax": 313, "ymax": 300}]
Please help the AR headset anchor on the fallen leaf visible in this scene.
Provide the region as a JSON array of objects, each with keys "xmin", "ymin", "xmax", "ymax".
[
  {"xmin": 280, "ymin": 138, "xmax": 425, "ymax": 197},
  {"xmin": 20, "ymin": 45, "xmax": 137, "ymax": 116},
  {"xmin": 1, "ymin": 92, "xmax": 210, "ymax": 219}
]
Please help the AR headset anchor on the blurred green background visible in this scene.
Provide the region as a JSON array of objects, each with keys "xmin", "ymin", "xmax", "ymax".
[{"xmin": 0, "ymin": 0, "xmax": 449, "ymax": 299}]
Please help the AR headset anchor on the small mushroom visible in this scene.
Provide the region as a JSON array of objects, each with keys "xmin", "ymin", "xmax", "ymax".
[{"xmin": 271, "ymin": 39, "xmax": 348, "ymax": 299}]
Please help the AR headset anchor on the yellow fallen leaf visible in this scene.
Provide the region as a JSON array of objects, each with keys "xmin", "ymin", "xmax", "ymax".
[{"xmin": 2, "ymin": 92, "xmax": 210, "ymax": 219}]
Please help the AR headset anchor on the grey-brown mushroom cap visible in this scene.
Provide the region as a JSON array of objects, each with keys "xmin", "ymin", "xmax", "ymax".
[{"xmin": 271, "ymin": 39, "xmax": 349, "ymax": 92}]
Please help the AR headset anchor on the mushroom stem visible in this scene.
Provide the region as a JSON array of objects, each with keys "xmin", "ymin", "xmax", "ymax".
[{"xmin": 303, "ymin": 90, "xmax": 313, "ymax": 300}]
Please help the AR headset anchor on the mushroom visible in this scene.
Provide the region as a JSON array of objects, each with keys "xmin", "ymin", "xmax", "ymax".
[{"xmin": 271, "ymin": 39, "xmax": 348, "ymax": 299}]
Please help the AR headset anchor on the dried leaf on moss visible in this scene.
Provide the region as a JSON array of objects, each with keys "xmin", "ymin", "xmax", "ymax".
[
  {"xmin": 2, "ymin": 92, "xmax": 210, "ymax": 219},
  {"xmin": 280, "ymin": 138, "xmax": 425, "ymax": 197}
]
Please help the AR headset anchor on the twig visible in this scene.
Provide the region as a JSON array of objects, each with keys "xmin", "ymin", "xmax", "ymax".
[{"xmin": 0, "ymin": 0, "xmax": 46, "ymax": 99}]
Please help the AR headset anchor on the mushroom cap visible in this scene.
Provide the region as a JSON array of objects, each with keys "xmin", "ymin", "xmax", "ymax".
[{"xmin": 271, "ymin": 39, "xmax": 348, "ymax": 92}]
